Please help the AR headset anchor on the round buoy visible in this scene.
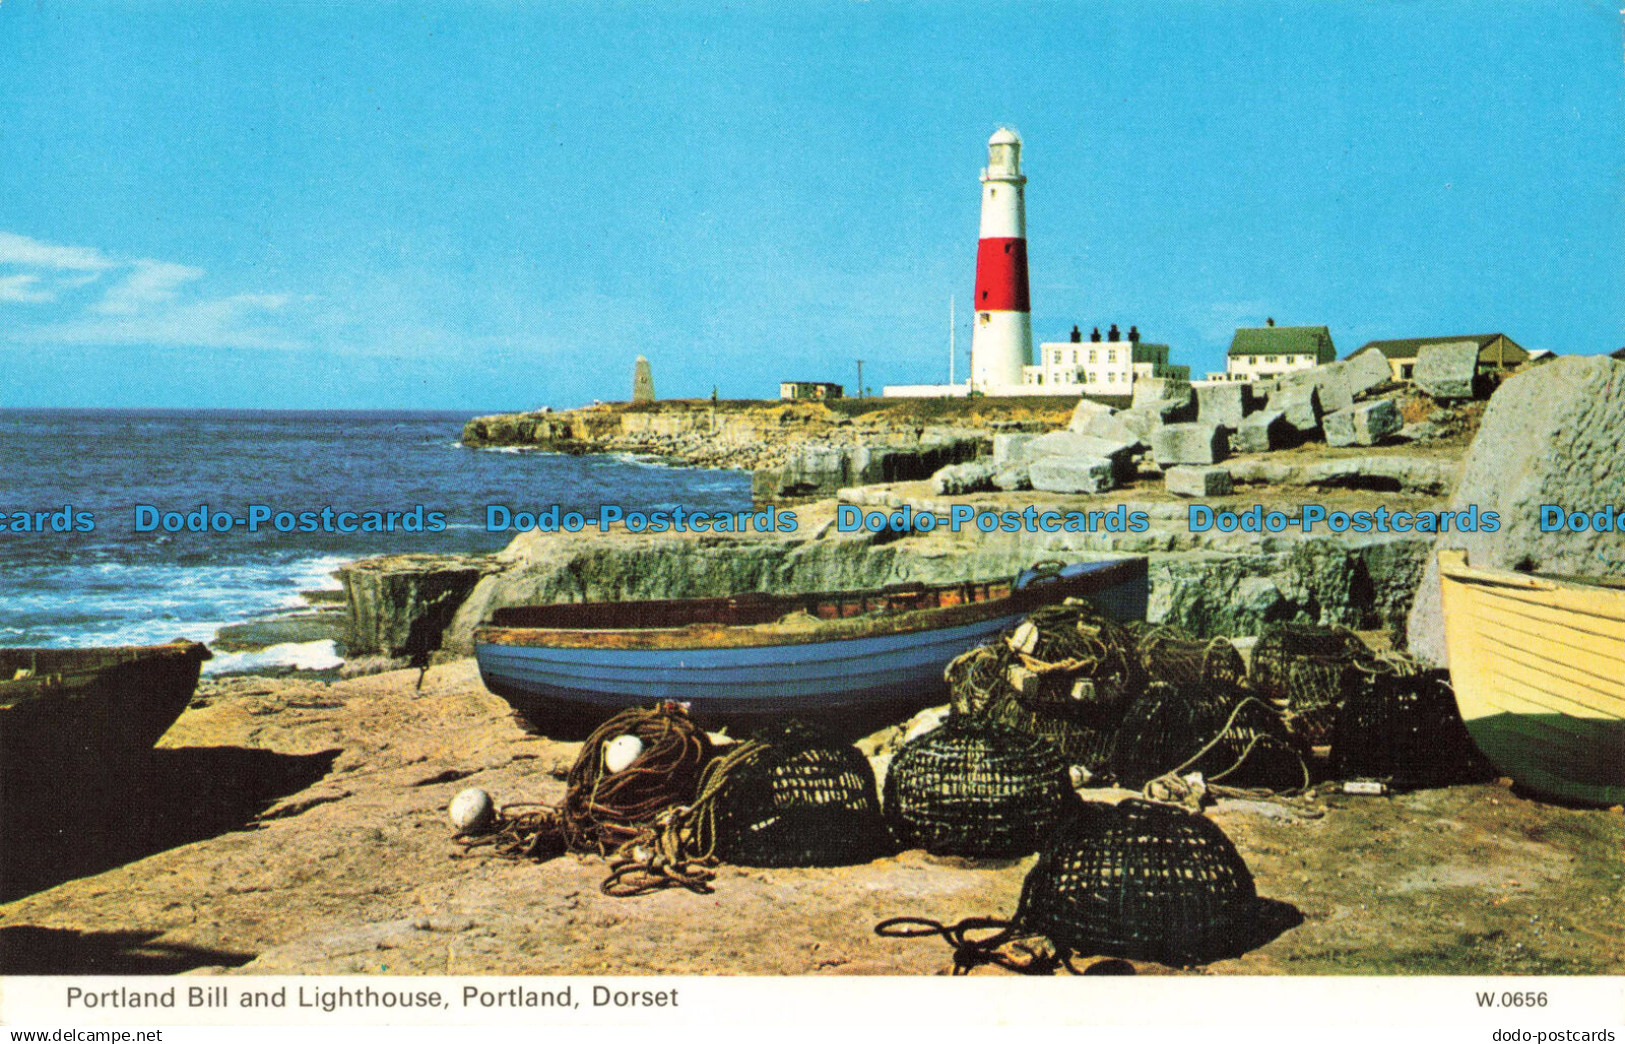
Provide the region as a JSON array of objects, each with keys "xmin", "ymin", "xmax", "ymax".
[
  {"xmin": 602, "ymin": 734, "xmax": 645, "ymax": 774},
  {"xmin": 448, "ymin": 787, "xmax": 495, "ymax": 835}
]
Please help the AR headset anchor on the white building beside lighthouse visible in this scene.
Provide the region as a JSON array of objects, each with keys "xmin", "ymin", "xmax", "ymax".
[{"xmin": 884, "ymin": 128, "xmax": 1192, "ymax": 400}]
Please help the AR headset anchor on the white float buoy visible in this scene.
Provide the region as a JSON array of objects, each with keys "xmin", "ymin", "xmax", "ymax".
[
  {"xmin": 1009, "ymin": 620, "xmax": 1040, "ymax": 655},
  {"xmin": 448, "ymin": 787, "xmax": 495, "ymax": 835},
  {"xmin": 603, "ymin": 734, "xmax": 645, "ymax": 774}
]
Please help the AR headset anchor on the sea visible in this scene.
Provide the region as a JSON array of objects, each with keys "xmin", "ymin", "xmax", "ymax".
[{"xmin": 0, "ymin": 410, "xmax": 752, "ymax": 672}]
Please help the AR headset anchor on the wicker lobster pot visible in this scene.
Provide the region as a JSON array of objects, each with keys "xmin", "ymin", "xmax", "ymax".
[
  {"xmin": 1001, "ymin": 602, "xmax": 1142, "ymax": 715},
  {"xmin": 1248, "ymin": 623, "xmax": 1375, "ymax": 746},
  {"xmin": 950, "ymin": 638, "xmax": 1129, "ymax": 773},
  {"xmin": 979, "ymin": 688, "xmax": 1122, "ymax": 774},
  {"xmin": 1108, "ymin": 682, "xmax": 1307, "ymax": 791},
  {"xmin": 1014, "ymin": 799, "xmax": 1263, "ymax": 967},
  {"xmin": 884, "ymin": 718, "xmax": 1079, "ymax": 858},
  {"xmin": 1331, "ymin": 656, "xmax": 1484, "ymax": 786},
  {"xmin": 709, "ymin": 721, "xmax": 893, "ymax": 868},
  {"xmin": 1134, "ymin": 627, "xmax": 1249, "ymax": 691}
]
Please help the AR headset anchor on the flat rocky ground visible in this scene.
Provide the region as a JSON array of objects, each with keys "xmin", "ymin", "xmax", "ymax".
[{"xmin": 2, "ymin": 661, "xmax": 1620, "ymax": 977}]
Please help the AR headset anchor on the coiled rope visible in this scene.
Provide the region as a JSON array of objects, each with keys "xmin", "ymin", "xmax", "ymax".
[
  {"xmin": 599, "ymin": 737, "xmax": 770, "ymax": 897},
  {"xmin": 453, "ymin": 703, "xmax": 713, "ymax": 884},
  {"xmin": 1138, "ymin": 695, "xmax": 1311, "ymax": 811}
]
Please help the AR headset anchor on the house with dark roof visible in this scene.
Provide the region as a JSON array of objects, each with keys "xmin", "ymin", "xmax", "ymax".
[
  {"xmin": 1217, "ymin": 323, "xmax": 1335, "ymax": 382},
  {"xmin": 1351, "ymin": 334, "xmax": 1527, "ymax": 382}
]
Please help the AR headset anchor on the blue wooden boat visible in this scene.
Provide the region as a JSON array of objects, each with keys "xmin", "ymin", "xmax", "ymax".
[{"xmin": 473, "ymin": 558, "xmax": 1148, "ymax": 738}]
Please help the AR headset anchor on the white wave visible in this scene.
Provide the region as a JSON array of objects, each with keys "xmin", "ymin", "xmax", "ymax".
[
  {"xmin": 5, "ymin": 553, "xmax": 353, "ymax": 650},
  {"xmin": 287, "ymin": 554, "xmax": 350, "ymax": 594},
  {"xmin": 608, "ymin": 452, "xmax": 698, "ymax": 471},
  {"xmin": 205, "ymin": 639, "xmax": 344, "ymax": 675},
  {"xmin": 23, "ymin": 617, "xmax": 229, "ymax": 650}
]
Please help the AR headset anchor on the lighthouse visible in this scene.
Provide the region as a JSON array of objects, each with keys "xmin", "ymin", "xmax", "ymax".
[{"xmin": 969, "ymin": 127, "xmax": 1031, "ymax": 391}]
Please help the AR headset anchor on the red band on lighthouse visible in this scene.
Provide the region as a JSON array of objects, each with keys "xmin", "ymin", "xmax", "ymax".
[{"xmin": 973, "ymin": 237, "xmax": 1030, "ymax": 312}]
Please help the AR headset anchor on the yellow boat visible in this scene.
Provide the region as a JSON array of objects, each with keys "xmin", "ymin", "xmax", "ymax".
[{"xmin": 1437, "ymin": 550, "xmax": 1625, "ymax": 806}]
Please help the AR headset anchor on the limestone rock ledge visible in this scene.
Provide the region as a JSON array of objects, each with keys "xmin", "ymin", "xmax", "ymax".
[{"xmin": 339, "ymin": 501, "xmax": 1432, "ymax": 658}]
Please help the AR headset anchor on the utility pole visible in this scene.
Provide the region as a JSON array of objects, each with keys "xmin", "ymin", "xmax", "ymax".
[
  {"xmin": 856, "ymin": 359, "xmax": 864, "ymax": 400},
  {"xmin": 948, "ymin": 296, "xmax": 956, "ymax": 386}
]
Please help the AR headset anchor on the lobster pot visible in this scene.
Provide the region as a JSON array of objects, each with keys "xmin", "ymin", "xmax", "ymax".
[
  {"xmin": 1108, "ymin": 682, "xmax": 1306, "ymax": 791},
  {"xmin": 945, "ymin": 641, "xmax": 1016, "ymax": 720},
  {"xmin": 1136, "ymin": 628, "xmax": 1248, "ymax": 691},
  {"xmin": 711, "ymin": 721, "xmax": 892, "ymax": 868},
  {"xmin": 561, "ymin": 703, "xmax": 713, "ymax": 854},
  {"xmin": 1248, "ymin": 624, "xmax": 1375, "ymax": 746},
  {"xmin": 1002, "ymin": 602, "xmax": 1142, "ymax": 714},
  {"xmin": 979, "ymin": 688, "xmax": 1121, "ymax": 773},
  {"xmin": 1015, "ymin": 800, "xmax": 1261, "ymax": 967},
  {"xmin": 884, "ymin": 718, "xmax": 1078, "ymax": 858},
  {"xmin": 1331, "ymin": 659, "xmax": 1483, "ymax": 786}
]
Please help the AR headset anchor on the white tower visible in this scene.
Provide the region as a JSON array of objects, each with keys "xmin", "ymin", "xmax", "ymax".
[{"xmin": 968, "ymin": 127, "xmax": 1031, "ymax": 391}]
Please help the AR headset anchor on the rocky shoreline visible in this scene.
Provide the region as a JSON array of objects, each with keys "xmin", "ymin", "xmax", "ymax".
[{"xmin": 461, "ymin": 396, "xmax": 1079, "ymax": 496}]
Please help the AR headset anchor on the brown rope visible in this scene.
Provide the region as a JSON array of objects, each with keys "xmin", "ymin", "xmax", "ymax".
[
  {"xmin": 873, "ymin": 916, "xmax": 1069, "ymax": 975},
  {"xmin": 1139, "ymin": 695, "xmax": 1311, "ymax": 810},
  {"xmin": 454, "ymin": 803, "xmax": 568, "ymax": 861},
  {"xmin": 597, "ymin": 738, "xmax": 771, "ymax": 897},
  {"xmin": 560, "ymin": 703, "xmax": 713, "ymax": 855},
  {"xmin": 452, "ymin": 703, "xmax": 712, "ymax": 884}
]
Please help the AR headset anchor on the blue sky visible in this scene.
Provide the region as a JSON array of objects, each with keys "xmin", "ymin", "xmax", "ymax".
[{"xmin": 1, "ymin": 1, "xmax": 1621, "ymax": 410}]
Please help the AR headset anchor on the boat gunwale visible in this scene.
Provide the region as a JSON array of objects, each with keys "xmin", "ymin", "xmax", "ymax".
[
  {"xmin": 474, "ymin": 558, "xmax": 1148, "ymax": 652},
  {"xmin": 0, "ymin": 640, "xmax": 212, "ymax": 704},
  {"xmin": 476, "ymin": 597, "xmax": 1024, "ymax": 651},
  {"xmin": 1437, "ymin": 550, "xmax": 1625, "ymax": 594}
]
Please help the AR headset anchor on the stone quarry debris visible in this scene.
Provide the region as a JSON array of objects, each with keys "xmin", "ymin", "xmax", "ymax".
[
  {"xmin": 770, "ymin": 433, "xmax": 985, "ymax": 497},
  {"xmin": 993, "ymin": 432, "xmax": 1036, "ymax": 467},
  {"xmin": 1078, "ymin": 410, "xmax": 1147, "ymax": 448},
  {"xmin": 1022, "ymin": 430, "xmax": 1133, "ymax": 462},
  {"xmin": 1133, "ymin": 377, "xmax": 1195, "ymax": 414},
  {"xmin": 1067, "ymin": 399, "xmax": 1115, "ymax": 434},
  {"xmin": 1130, "ymin": 378, "xmax": 1198, "ymax": 428},
  {"xmin": 1114, "ymin": 404, "xmax": 1165, "ymax": 440},
  {"xmin": 1398, "ymin": 421, "xmax": 1443, "ymax": 442},
  {"xmin": 1225, "ymin": 455, "xmax": 1458, "ymax": 495},
  {"xmin": 1195, "ymin": 383, "xmax": 1252, "ymax": 429},
  {"xmin": 1413, "ymin": 341, "xmax": 1481, "ymax": 401},
  {"xmin": 1342, "ymin": 348, "xmax": 1395, "ymax": 400},
  {"xmin": 1029, "ymin": 455, "xmax": 1117, "ymax": 494},
  {"xmin": 930, "ymin": 459, "xmax": 999, "ymax": 496},
  {"xmin": 991, "ymin": 465, "xmax": 1032, "ymax": 491},
  {"xmin": 1236, "ymin": 410, "xmax": 1291, "ymax": 453},
  {"xmin": 1408, "ymin": 354, "xmax": 1625, "ymax": 664},
  {"xmin": 1022, "ymin": 431, "xmax": 1139, "ymax": 484},
  {"xmin": 1323, "ymin": 399, "xmax": 1401, "ymax": 448},
  {"xmin": 1274, "ymin": 365, "xmax": 1350, "ymax": 417},
  {"xmin": 1315, "ymin": 365, "xmax": 1355, "ymax": 414},
  {"xmin": 1150, "ymin": 422, "xmax": 1229, "ymax": 467},
  {"xmin": 1270, "ymin": 384, "xmax": 1322, "ymax": 434},
  {"xmin": 1165, "ymin": 465, "xmax": 1235, "ymax": 498}
]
